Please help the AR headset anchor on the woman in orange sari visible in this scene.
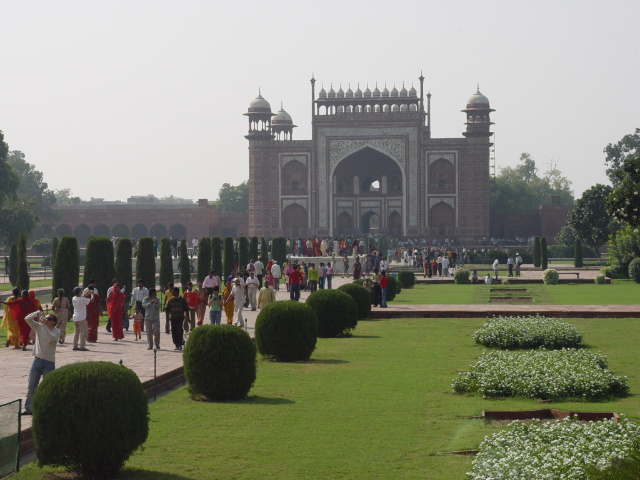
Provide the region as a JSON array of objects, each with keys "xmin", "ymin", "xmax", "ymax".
[
  {"xmin": 222, "ymin": 281, "xmax": 234, "ymax": 325},
  {"xmin": 1, "ymin": 288, "xmax": 21, "ymax": 348},
  {"xmin": 107, "ymin": 284, "xmax": 125, "ymax": 341},
  {"xmin": 0, "ymin": 290, "xmax": 37, "ymax": 350}
]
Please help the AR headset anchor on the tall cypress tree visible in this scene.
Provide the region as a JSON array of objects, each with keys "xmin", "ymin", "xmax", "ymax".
[
  {"xmin": 159, "ymin": 237, "xmax": 173, "ymax": 289},
  {"xmin": 223, "ymin": 236, "xmax": 234, "ymax": 280},
  {"xmin": 250, "ymin": 236, "xmax": 259, "ymax": 263},
  {"xmin": 180, "ymin": 239, "xmax": 190, "ymax": 288},
  {"xmin": 533, "ymin": 236, "xmax": 541, "ymax": 268},
  {"xmin": 9, "ymin": 242, "xmax": 18, "ymax": 286},
  {"xmin": 114, "ymin": 238, "xmax": 133, "ymax": 306},
  {"xmin": 260, "ymin": 237, "xmax": 269, "ymax": 262},
  {"xmin": 197, "ymin": 237, "xmax": 212, "ymax": 282},
  {"xmin": 271, "ymin": 237, "xmax": 287, "ymax": 266},
  {"xmin": 16, "ymin": 230, "xmax": 29, "ymax": 291},
  {"xmin": 50, "ymin": 237, "xmax": 59, "ymax": 275},
  {"xmin": 135, "ymin": 237, "xmax": 156, "ymax": 288},
  {"xmin": 83, "ymin": 237, "xmax": 114, "ymax": 308},
  {"xmin": 52, "ymin": 236, "xmax": 79, "ymax": 304},
  {"xmin": 238, "ymin": 236, "xmax": 249, "ymax": 272},
  {"xmin": 541, "ymin": 236, "xmax": 548, "ymax": 270},
  {"xmin": 574, "ymin": 238, "xmax": 584, "ymax": 268},
  {"xmin": 211, "ymin": 237, "xmax": 223, "ymax": 277}
]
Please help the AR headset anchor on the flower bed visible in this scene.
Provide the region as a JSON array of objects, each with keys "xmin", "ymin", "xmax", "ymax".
[
  {"xmin": 452, "ymin": 349, "xmax": 628, "ymax": 400},
  {"xmin": 472, "ymin": 315, "xmax": 583, "ymax": 349},
  {"xmin": 469, "ymin": 416, "xmax": 640, "ymax": 480}
]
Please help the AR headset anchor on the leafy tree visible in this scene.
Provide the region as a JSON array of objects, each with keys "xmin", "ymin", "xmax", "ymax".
[
  {"xmin": 490, "ymin": 153, "xmax": 573, "ymax": 213},
  {"xmin": 555, "ymin": 224, "xmax": 577, "ymax": 246},
  {"xmin": 53, "ymin": 188, "xmax": 82, "ymax": 205},
  {"xmin": 180, "ymin": 240, "xmax": 190, "ymax": 288},
  {"xmin": 0, "ymin": 131, "xmax": 19, "ymax": 204},
  {"xmin": 260, "ymin": 237, "xmax": 269, "ymax": 261},
  {"xmin": 574, "ymin": 238, "xmax": 583, "ymax": 267},
  {"xmin": 114, "ymin": 238, "xmax": 133, "ymax": 305},
  {"xmin": 238, "ymin": 237, "xmax": 249, "ymax": 272},
  {"xmin": 16, "ymin": 230, "xmax": 30, "ymax": 291},
  {"xmin": 82, "ymin": 237, "xmax": 114, "ymax": 308},
  {"xmin": 159, "ymin": 237, "xmax": 173, "ymax": 289},
  {"xmin": 158, "ymin": 195, "xmax": 194, "ymax": 204},
  {"xmin": 540, "ymin": 236, "xmax": 548, "ymax": 271},
  {"xmin": 135, "ymin": 237, "xmax": 156, "ymax": 289},
  {"xmin": 52, "ymin": 236, "xmax": 79, "ymax": 304},
  {"xmin": 249, "ymin": 236, "xmax": 259, "ymax": 263},
  {"xmin": 7, "ymin": 150, "xmax": 59, "ymax": 223},
  {"xmin": 30, "ymin": 237, "xmax": 53, "ymax": 257},
  {"xmin": 196, "ymin": 237, "xmax": 212, "ymax": 282},
  {"xmin": 533, "ymin": 236, "xmax": 541, "ymax": 267},
  {"xmin": 604, "ymin": 128, "xmax": 640, "ymax": 187},
  {"xmin": 50, "ymin": 237, "xmax": 59, "ymax": 274},
  {"xmin": 211, "ymin": 237, "xmax": 223, "ymax": 277},
  {"xmin": 607, "ymin": 155, "xmax": 640, "ymax": 228},
  {"xmin": 569, "ymin": 184, "xmax": 614, "ymax": 260},
  {"xmin": 9, "ymin": 243, "xmax": 18, "ymax": 286},
  {"xmin": 217, "ymin": 181, "xmax": 249, "ymax": 213},
  {"xmin": 608, "ymin": 226, "xmax": 640, "ymax": 277},
  {"xmin": 223, "ymin": 237, "xmax": 234, "ymax": 280}
]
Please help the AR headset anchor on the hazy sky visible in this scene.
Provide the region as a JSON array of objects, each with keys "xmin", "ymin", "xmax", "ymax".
[{"xmin": 1, "ymin": 0, "xmax": 638, "ymax": 202}]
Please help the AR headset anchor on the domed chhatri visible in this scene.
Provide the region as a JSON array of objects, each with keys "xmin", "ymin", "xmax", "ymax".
[
  {"xmin": 466, "ymin": 86, "xmax": 490, "ymax": 107},
  {"xmin": 247, "ymin": 90, "xmax": 272, "ymax": 113},
  {"xmin": 271, "ymin": 104, "xmax": 293, "ymax": 126}
]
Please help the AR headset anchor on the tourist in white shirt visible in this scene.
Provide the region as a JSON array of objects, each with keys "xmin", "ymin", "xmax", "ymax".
[
  {"xmin": 246, "ymin": 272, "xmax": 260, "ymax": 311},
  {"xmin": 271, "ymin": 261, "xmax": 282, "ymax": 291},
  {"xmin": 202, "ymin": 270, "xmax": 219, "ymax": 295},
  {"xmin": 72, "ymin": 286, "xmax": 93, "ymax": 351}
]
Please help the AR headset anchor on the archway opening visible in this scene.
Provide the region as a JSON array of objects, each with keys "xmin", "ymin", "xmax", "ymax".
[
  {"xmin": 361, "ymin": 211, "xmax": 380, "ymax": 234},
  {"xmin": 112, "ymin": 224, "xmax": 130, "ymax": 238},
  {"xmin": 74, "ymin": 224, "xmax": 91, "ymax": 245},
  {"xmin": 336, "ymin": 211, "xmax": 353, "ymax": 235},
  {"xmin": 150, "ymin": 224, "xmax": 167, "ymax": 238},
  {"xmin": 56, "ymin": 224, "xmax": 72, "ymax": 237},
  {"xmin": 169, "ymin": 223, "xmax": 187, "ymax": 240},
  {"xmin": 94, "ymin": 224, "xmax": 110, "ymax": 238},
  {"xmin": 131, "ymin": 224, "xmax": 148, "ymax": 239},
  {"xmin": 282, "ymin": 203, "xmax": 307, "ymax": 237},
  {"xmin": 430, "ymin": 202, "xmax": 454, "ymax": 236},
  {"xmin": 388, "ymin": 211, "xmax": 402, "ymax": 236}
]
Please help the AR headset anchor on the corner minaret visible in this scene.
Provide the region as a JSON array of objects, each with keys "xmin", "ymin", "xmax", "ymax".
[
  {"xmin": 244, "ymin": 90, "xmax": 274, "ymax": 140},
  {"xmin": 271, "ymin": 103, "xmax": 297, "ymax": 140},
  {"xmin": 462, "ymin": 86, "xmax": 495, "ymax": 139}
]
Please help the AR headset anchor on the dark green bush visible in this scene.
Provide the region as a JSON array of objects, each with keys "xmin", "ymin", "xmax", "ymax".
[
  {"xmin": 32, "ymin": 361, "xmax": 148, "ymax": 479},
  {"xmin": 238, "ymin": 237, "xmax": 249, "ymax": 273},
  {"xmin": 397, "ymin": 270, "xmax": 416, "ymax": 289},
  {"xmin": 16, "ymin": 230, "xmax": 29, "ymax": 291},
  {"xmin": 179, "ymin": 239, "xmax": 190, "ymax": 287},
  {"xmin": 594, "ymin": 273, "xmax": 606, "ymax": 284},
  {"xmin": 543, "ymin": 268, "xmax": 559, "ymax": 285},
  {"xmin": 8, "ymin": 243, "xmax": 17, "ymax": 286},
  {"xmin": 337, "ymin": 283, "xmax": 372, "ymax": 319},
  {"xmin": 271, "ymin": 237, "xmax": 286, "ymax": 266},
  {"xmin": 628, "ymin": 258, "xmax": 640, "ymax": 283},
  {"xmin": 223, "ymin": 236, "xmax": 234, "ymax": 280},
  {"xmin": 255, "ymin": 301, "xmax": 317, "ymax": 361},
  {"xmin": 159, "ymin": 237, "xmax": 173, "ymax": 289},
  {"xmin": 211, "ymin": 237, "xmax": 223, "ymax": 276},
  {"xmin": 541, "ymin": 236, "xmax": 548, "ymax": 270},
  {"xmin": 197, "ymin": 237, "xmax": 212, "ymax": 282},
  {"xmin": 306, "ymin": 289, "xmax": 358, "ymax": 337},
  {"xmin": 82, "ymin": 237, "xmax": 114, "ymax": 309},
  {"xmin": 250, "ymin": 236, "xmax": 259, "ymax": 263},
  {"xmin": 184, "ymin": 325, "xmax": 257, "ymax": 400},
  {"xmin": 574, "ymin": 238, "xmax": 583, "ymax": 267},
  {"xmin": 52, "ymin": 236, "xmax": 79, "ymax": 304},
  {"xmin": 600, "ymin": 266, "xmax": 616, "ymax": 279},
  {"xmin": 135, "ymin": 237, "xmax": 156, "ymax": 288},
  {"xmin": 533, "ymin": 236, "xmax": 541, "ymax": 267},
  {"xmin": 260, "ymin": 237, "xmax": 269, "ymax": 261},
  {"xmin": 454, "ymin": 268, "xmax": 471, "ymax": 284}
]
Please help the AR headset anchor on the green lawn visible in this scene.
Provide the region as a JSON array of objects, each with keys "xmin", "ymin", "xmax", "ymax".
[
  {"xmin": 392, "ymin": 280, "xmax": 640, "ymax": 305},
  {"xmin": 0, "ymin": 279, "xmax": 53, "ymax": 291},
  {"xmin": 12, "ymin": 316, "xmax": 640, "ymax": 479}
]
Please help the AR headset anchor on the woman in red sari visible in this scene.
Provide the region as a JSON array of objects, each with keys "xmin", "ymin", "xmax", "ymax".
[
  {"xmin": 0, "ymin": 290, "xmax": 37, "ymax": 350},
  {"xmin": 107, "ymin": 284, "xmax": 125, "ymax": 341},
  {"xmin": 86, "ymin": 286, "xmax": 101, "ymax": 342}
]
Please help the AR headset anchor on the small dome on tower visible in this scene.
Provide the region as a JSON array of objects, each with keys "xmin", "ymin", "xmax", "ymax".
[
  {"xmin": 382, "ymin": 85, "xmax": 390, "ymax": 98},
  {"xmin": 355, "ymin": 85, "xmax": 363, "ymax": 98},
  {"xmin": 390, "ymin": 86, "xmax": 399, "ymax": 97},
  {"xmin": 400, "ymin": 84, "xmax": 408, "ymax": 97},
  {"xmin": 346, "ymin": 85, "xmax": 354, "ymax": 98},
  {"xmin": 364, "ymin": 85, "xmax": 372, "ymax": 97},
  {"xmin": 373, "ymin": 85, "xmax": 381, "ymax": 97},
  {"xmin": 318, "ymin": 86, "xmax": 327, "ymax": 99},
  {"xmin": 247, "ymin": 91, "xmax": 272, "ymax": 113},
  {"xmin": 466, "ymin": 87, "xmax": 490, "ymax": 107},
  {"xmin": 271, "ymin": 104, "xmax": 293, "ymax": 125},
  {"xmin": 337, "ymin": 85, "xmax": 345, "ymax": 98},
  {"xmin": 409, "ymin": 85, "xmax": 417, "ymax": 97},
  {"xmin": 328, "ymin": 84, "xmax": 336, "ymax": 99}
]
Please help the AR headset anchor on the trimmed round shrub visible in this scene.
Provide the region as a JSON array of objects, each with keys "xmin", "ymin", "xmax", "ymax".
[
  {"xmin": 454, "ymin": 268, "xmax": 471, "ymax": 284},
  {"xmin": 306, "ymin": 289, "xmax": 358, "ymax": 337},
  {"xmin": 32, "ymin": 361, "xmax": 148, "ymax": 479},
  {"xmin": 255, "ymin": 301, "xmax": 317, "ymax": 361},
  {"xmin": 594, "ymin": 273, "xmax": 606, "ymax": 284},
  {"xmin": 628, "ymin": 258, "xmax": 640, "ymax": 283},
  {"xmin": 543, "ymin": 269, "xmax": 559, "ymax": 285},
  {"xmin": 397, "ymin": 270, "xmax": 416, "ymax": 289},
  {"xmin": 337, "ymin": 283, "xmax": 372, "ymax": 319},
  {"xmin": 600, "ymin": 266, "xmax": 616, "ymax": 279},
  {"xmin": 184, "ymin": 325, "xmax": 256, "ymax": 400}
]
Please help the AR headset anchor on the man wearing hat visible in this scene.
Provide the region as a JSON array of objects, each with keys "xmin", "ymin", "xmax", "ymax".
[
  {"xmin": 270, "ymin": 260, "xmax": 282, "ymax": 292},
  {"xmin": 246, "ymin": 271, "xmax": 260, "ymax": 311},
  {"xmin": 515, "ymin": 252, "xmax": 523, "ymax": 277},
  {"xmin": 226, "ymin": 278, "xmax": 246, "ymax": 327}
]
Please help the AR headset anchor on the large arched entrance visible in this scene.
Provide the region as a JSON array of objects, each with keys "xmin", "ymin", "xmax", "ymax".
[
  {"xmin": 282, "ymin": 203, "xmax": 307, "ymax": 237},
  {"xmin": 388, "ymin": 211, "xmax": 402, "ymax": 236},
  {"xmin": 430, "ymin": 202, "xmax": 455, "ymax": 236},
  {"xmin": 332, "ymin": 147, "xmax": 404, "ymax": 236}
]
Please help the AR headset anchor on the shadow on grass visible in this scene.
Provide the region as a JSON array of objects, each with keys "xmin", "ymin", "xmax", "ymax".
[
  {"xmin": 42, "ymin": 468, "xmax": 196, "ymax": 480},
  {"xmin": 350, "ymin": 335, "xmax": 381, "ymax": 339},
  {"xmin": 242, "ymin": 396, "xmax": 296, "ymax": 405},
  {"xmin": 305, "ymin": 358, "xmax": 350, "ymax": 364}
]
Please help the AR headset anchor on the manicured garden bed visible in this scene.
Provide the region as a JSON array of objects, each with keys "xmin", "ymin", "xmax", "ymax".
[{"xmin": 472, "ymin": 315, "xmax": 583, "ymax": 349}]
